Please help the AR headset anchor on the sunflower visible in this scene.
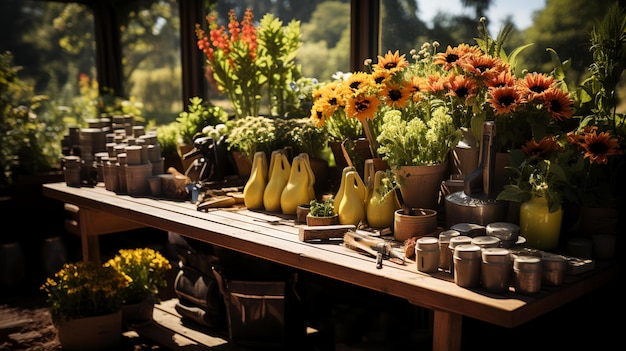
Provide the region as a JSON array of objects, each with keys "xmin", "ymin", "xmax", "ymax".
[
  {"xmin": 380, "ymin": 82, "xmax": 412, "ymax": 109},
  {"xmin": 521, "ymin": 136, "xmax": 563, "ymax": 159},
  {"xmin": 345, "ymin": 94, "xmax": 381, "ymax": 122},
  {"xmin": 345, "ymin": 72, "xmax": 376, "ymax": 93},
  {"xmin": 432, "ymin": 43, "xmax": 480, "ymax": 70},
  {"xmin": 488, "ymin": 86, "xmax": 522, "ymax": 115},
  {"xmin": 446, "ymin": 74, "xmax": 478, "ymax": 102},
  {"xmin": 580, "ymin": 130, "xmax": 623, "ymax": 165},
  {"xmin": 373, "ymin": 50, "xmax": 409, "ymax": 74},
  {"xmin": 542, "ymin": 88, "xmax": 574, "ymax": 121},
  {"xmin": 517, "ymin": 72, "xmax": 556, "ymax": 98}
]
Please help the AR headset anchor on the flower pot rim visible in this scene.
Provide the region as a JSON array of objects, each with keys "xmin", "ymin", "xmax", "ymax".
[{"xmin": 394, "ymin": 208, "xmax": 437, "ymax": 217}]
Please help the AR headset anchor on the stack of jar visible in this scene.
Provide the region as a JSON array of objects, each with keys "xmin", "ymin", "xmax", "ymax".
[{"xmin": 413, "ymin": 221, "xmax": 568, "ymax": 295}]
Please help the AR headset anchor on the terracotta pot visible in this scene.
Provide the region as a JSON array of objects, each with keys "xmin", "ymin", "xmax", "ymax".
[
  {"xmin": 231, "ymin": 150, "xmax": 252, "ymax": 177},
  {"xmin": 393, "ymin": 208, "xmax": 437, "ymax": 242},
  {"xmin": 306, "ymin": 213, "xmax": 338, "ymax": 226},
  {"xmin": 394, "ymin": 162, "xmax": 449, "ymax": 211}
]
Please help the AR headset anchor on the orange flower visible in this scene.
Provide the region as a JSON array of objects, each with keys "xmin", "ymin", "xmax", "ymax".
[
  {"xmin": 521, "ymin": 136, "xmax": 563, "ymax": 159},
  {"xmin": 517, "ymin": 72, "xmax": 555, "ymax": 100},
  {"xmin": 488, "ymin": 86, "xmax": 522, "ymax": 115},
  {"xmin": 380, "ymin": 82, "xmax": 412, "ymax": 109},
  {"xmin": 345, "ymin": 72, "xmax": 375, "ymax": 93},
  {"xmin": 542, "ymin": 87, "xmax": 574, "ymax": 121},
  {"xmin": 446, "ymin": 74, "xmax": 478, "ymax": 102},
  {"xmin": 432, "ymin": 44, "xmax": 480, "ymax": 70},
  {"xmin": 345, "ymin": 94, "xmax": 380, "ymax": 122},
  {"xmin": 373, "ymin": 50, "xmax": 409, "ymax": 75},
  {"xmin": 460, "ymin": 54, "xmax": 505, "ymax": 80},
  {"xmin": 581, "ymin": 130, "xmax": 623, "ymax": 165}
]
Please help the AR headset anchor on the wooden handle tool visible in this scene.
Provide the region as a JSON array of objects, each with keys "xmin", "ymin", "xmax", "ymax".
[{"xmin": 298, "ymin": 224, "xmax": 356, "ymax": 242}]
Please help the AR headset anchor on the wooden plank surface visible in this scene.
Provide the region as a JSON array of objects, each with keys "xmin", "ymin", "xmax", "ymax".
[{"xmin": 42, "ymin": 182, "xmax": 621, "ymax": 329}]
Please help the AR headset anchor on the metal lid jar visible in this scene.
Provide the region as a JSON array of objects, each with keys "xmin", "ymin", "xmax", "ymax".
[
  {"xmin": 438, "ymin": 230, "xmax": 460, "ymax": 271},
  {"xmin": 471, "ymin": 236, "xmax": 501, "ymax": 249},
  {"xmin": 486, "ymin": 222, "xmax": 520, "ymax": 248},
  {"xmin": 481, "ymin": 248, "xmax": 511, "ymax": 293},
  {"xmin": 448, "ymin": 235, "xmax": 473, "ymax": 276},
  {"xmin": 453, "ymin": 244, "xmax": 482, "ymax": 288},
  {"xmin": 416, "ymin": 237, "xmax": 440, "ymax": 273},
  {"xmin": 513, "ymin": 255, "xmax": 542, "ymax": 294},
  {"xmin": 541, "ymin": 254, "xmax": 567, "ymax": 286}
]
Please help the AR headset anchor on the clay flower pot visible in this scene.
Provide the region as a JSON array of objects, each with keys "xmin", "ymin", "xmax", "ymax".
[{"xmin": 306, "ymin": 213, "xmax": 338, "ymax": 226}]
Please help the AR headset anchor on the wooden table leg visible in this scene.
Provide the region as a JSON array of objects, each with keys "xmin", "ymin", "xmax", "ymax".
[
  {"xmin": 78, "ymin": 208, "xmax": 101, "ymax": 263},
  {"xmin": 432, "ymin": 309, "xmax": 462, "ymax": 351}
]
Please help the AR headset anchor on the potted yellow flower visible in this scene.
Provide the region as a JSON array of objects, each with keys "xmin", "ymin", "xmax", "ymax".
[
  {"xmin": 105, "ymin": 248, "xmax": 172, "ymax": 323},
  {"xmin": 40, "ymin": 261, "xmax": 129, "ymax": 350}
]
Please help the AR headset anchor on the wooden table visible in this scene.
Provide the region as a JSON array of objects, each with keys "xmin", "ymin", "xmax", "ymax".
[{"xmin": 42, "ymin": 182, "xmax": 620, "ymax": 351}]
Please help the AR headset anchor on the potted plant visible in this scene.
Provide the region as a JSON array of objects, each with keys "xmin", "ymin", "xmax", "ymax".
[
  {"xmin": 496, "ymin": 136, "xmax": 570, "ymax": 251},
  {"xmin": 104, "ymin": 248, "xmax": 172, "ymax": 323},
  {"xmin": 175, "ymin": 97, "xmax": 228, "ymax": 173},
  {"xmin": 40, "ymin": 261, "xmax": 129, "ymax": 350},
  {"xmin": 306, "ymin": 197, "xmax": 338, "ymax": 226},
  {"xmin": 377, "ymin": 106, "xmax": 461, "ymax": 210}
]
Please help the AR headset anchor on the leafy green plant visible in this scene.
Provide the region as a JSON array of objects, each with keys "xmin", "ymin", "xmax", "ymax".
[
  {"xmin": 309, "ymin": 197, "xmax": 335, "ymax": 217},
  {"xmin": 376, "ymin": 106, "xmax": 461, "ymax": 168},
  {"xmin": 0, "ymin": 51, "xmax": 64, "ymax": 192},
  {"xmin": 497, "ymin": 137, "xmax": 570, "ymax": 213},
  {"xmin": 176, "ymin": 97, "xmax": 228, "ymax": 145}
]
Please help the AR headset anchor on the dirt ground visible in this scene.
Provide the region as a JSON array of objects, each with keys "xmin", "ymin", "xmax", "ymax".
[{"xmin": 0, "ymin": 285, "xmax": 172, "ymax": 351}]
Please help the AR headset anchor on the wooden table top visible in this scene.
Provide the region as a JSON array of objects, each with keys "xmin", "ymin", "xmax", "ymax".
[{"xmin": 42, "ymin": 182, "xmax": 620, "ymax": 329}]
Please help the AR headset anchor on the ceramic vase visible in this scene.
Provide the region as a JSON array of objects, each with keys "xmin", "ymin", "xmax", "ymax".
[{"xmin": 519, "ymin": 196, "xmax": 563, "ymax": 251}]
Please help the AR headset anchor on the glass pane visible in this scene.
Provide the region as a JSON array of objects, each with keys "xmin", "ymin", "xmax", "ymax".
[
  {"xmin": 119, "ymin": 0, "xmax": 181, "ymax": 125},
  {"xmin": 3, "ymin": 0, "xmax": 97, "ymax": 126}
]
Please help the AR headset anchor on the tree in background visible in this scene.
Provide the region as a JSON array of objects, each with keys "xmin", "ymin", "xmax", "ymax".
[{"xmin": 522, "ymin": 0, "xmax": 626, "ymax": 86}]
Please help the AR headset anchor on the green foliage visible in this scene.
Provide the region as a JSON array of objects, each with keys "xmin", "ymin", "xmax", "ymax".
[
  {"xmin": 176, "ymin": 97, "xmax": 228, "ymax": 145},
  {"xmin": 224, "ymin": 116, "xmax": 279, "ymax": 161},
  {"xmin": 577, "ymin": 2, "xmax": 626, "ymax": 131},
  {"xmin": 224, "ymin": 116, "xmax": 323, "ymax": 161},
  {"xmin": 376, "ymin": 107, "xmax": 461, "ymax": 168},
  {"xmin": 309, "ymin": 197, "xmax": 335, "ymax": 217},
  {"xmin": 155, "ymin": 122, "xmax": 181, "ymax": 159},
  {"xmin": 0, "ymin": 51, "xmax": 64, "ymax": 192},
  {"xmin": 257, "ymin": 13, "xmax": 303, "ymax": 117},
  {"xmin": 281, "ymin": 117, "xmax": 329, "ymax": 158},
  {"xmin": 497, "ymin": 149, "xmax": 569, "ymax": 213}
]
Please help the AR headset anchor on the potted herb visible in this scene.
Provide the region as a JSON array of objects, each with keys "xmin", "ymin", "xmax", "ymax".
[{"xmin": 306, "ymin": 197, "xmax": 338, "ymax": 226}]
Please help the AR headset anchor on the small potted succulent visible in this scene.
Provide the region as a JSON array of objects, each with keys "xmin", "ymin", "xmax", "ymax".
[{"xmin": 306, "ymin": 197, "xmax": 338, "ymax": 226}]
